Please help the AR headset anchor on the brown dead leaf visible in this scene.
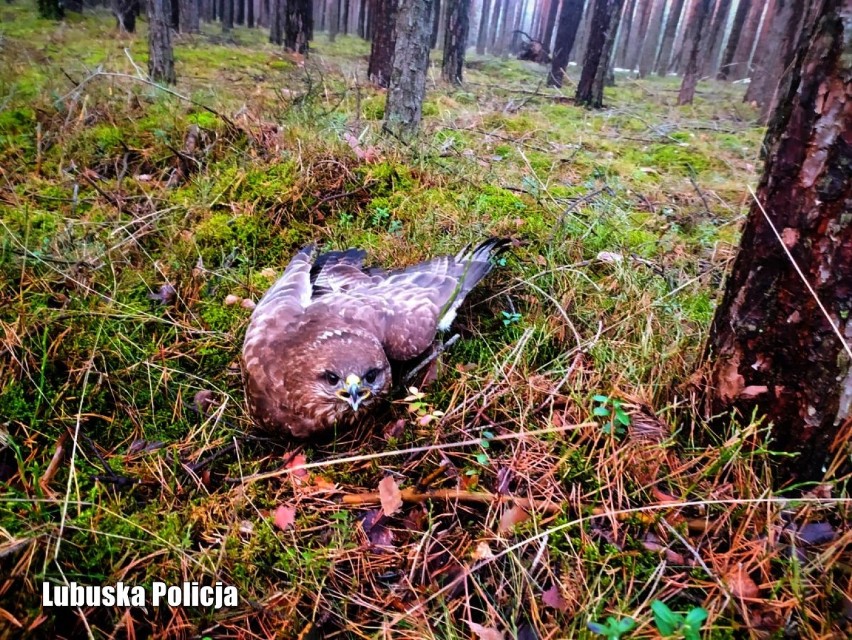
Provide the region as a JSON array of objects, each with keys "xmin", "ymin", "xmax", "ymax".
[
  {"xmin": 468, "ymin": 621, "xmax": 504, "ymax": 640},
  {"xmin": 498, "ymin": 504, "xmax": 530, "ymax": 534},
  {"xmin": 541, "ymin": 584, "xmax": 569, "ymax": 612},
  {"xmin": 725, "ymin": 565, "xmax": 759, "ymax": 599},
  {"xmin": 273, "ymin": 505, "xmax": 296, "ymax": 531},
  {"xmin": 378, "ymin": 475, "xmax": 403, "ymax": 517}
]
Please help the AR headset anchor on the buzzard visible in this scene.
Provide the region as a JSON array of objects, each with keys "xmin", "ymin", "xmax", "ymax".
[{"xmin": 242, "ymin": 239, "xmax": 510, "ymax": 437}]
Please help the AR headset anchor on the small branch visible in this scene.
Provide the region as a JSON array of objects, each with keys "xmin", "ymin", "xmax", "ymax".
[
  {"xmin": 402, "ymin": 334, "xmax": 460, "ymax": 387},
  {"xmin": 342, "ymin": 487, "xmax": 563, "ymax": 514}
]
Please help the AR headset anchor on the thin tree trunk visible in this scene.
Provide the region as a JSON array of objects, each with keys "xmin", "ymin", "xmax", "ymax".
[
  {"xmin": 741, "ymin": 0, "xmax": 776, "ymax": 81},
  {"xmin": 328, "ymin": 0, "xmax": 339, "ymax": 39},
  {"xmin": 476, "ymin": 0, "xmax": 492, "ymax": 53},
  {"xmin": 498, "ymin": 0, "xmax": 517, "ymax": 58},
  {"xmin": 222, "ymin": 0, "xmax": 233, "ymax": 30},
  {"xmin": 368, "ymin": 0, "xmax": 399, "ymax": 86},
  {"xmin": 342, "ymin": 0, "xmax": 350, "ymax": 33},
  {"xmin": 269, "ymin": 0, "xmax": 284, "ymax": 43},
  {"xmin": 677, "ymin": 0, "xmax": 711, "ymax": 104},
  {"xmin": 358, "ymin": 0, "xmax": 368, "ymax": 37},
  {"xmin": 637, "ymin": 0, "xmax": 665, "ymax": 77},
  {"xmin": 113, "ymin": 0, "xmax": 139, "ymax": 31},
  {"xmin": 547, "ymin": 0, "xmax": 583, "ymax": 87},
  {"xmin": 512, "ymin": 0, "xmax": 525, "ymax": 53},
  {"xmin": 384, "ymin": 0, "xmax": 435, "ymax": 138},
  {"xmin": 571, "ymin": 0, "xmax": 594, "ymax": 63},
  {"xmin": 488, "ymin": 0, "xmax": 504, "ymax": 52},
  {"xmin": 575, "ymin": 0, "xmax": 623, "ymax": 107},
  {"xmin": 431, "ymin": 0, "xmax": 442, "ymax": 47},
  {"xmin": 704, "ymin": 0, "xmax": 851, "ymax": 482},
  {"xmin": 701, "ymin": 0, "xmax": 732, "ymax": 77},
  {"xmin": 625, "ymin": 0, "xmax": 652, "ymax": 71},
  {"xmin": 727, "ymin": 0, "xmax": 762, "ymax": 79},
  {"xmin": 613, "ymin": 0, "xmax": 634, "ymax": 68},
  {"xmin": 284, "ymin": 0, "xmax": 313, "ymax": 52},
  {"xmin": 248, "ymin": 0, "xmax": 255, "ymax": 26},
  {"xmin": 655, "ymin": 0, "xmax": 686, "ymax": 75},
  {"xmin": 179, "ymin": 0, "xmax": 200, "ymax": 31},
  {"xmin": 442, "ymin": 0, "xmax": 470, "ymax": 83},
  {"xmin": 147, "ymin": 0, "xmax": 176, "ymax": 84},
  {"xmin": 542, "ymin": 0, "xmax": 560, "ymax": 50},
  {"xmin": 717, "ymin": 0, "xmax": 751, "ymax": 79}
]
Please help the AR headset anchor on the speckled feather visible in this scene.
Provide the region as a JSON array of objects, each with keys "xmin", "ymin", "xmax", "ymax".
[{"xmin": 242, "ymin": 239, "xmax": 510, "ymax": 437}]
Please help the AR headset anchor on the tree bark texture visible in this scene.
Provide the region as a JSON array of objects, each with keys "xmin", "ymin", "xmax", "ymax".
[
  {"xmin": 328, "ymin": 0, "xmax": 339, "ymax": 40},
  {"xmin": 487, "ymin": 0, "xmax": 503, "ymax": 52},
  {"xmin": 717, "ymin": 0, "xmax": 751, "ymax": 79},
  {"xmin": 637, "ymin": 0, "xmax": 665, "ymax": 77},
  {"xmin": 384, "ymin": 0, "xmax": 434, "ymax": 138},
  {"xmin": 547, "ymin": 0, "xmax": 583, "ymax": 87},
  {"xmin": 222, "ymin": 0, "xmax": 234, "ymax": 30},
  {"xmin": 441, "ymin": 0, "xmax": 470, "ymax": 84},
  {"xmin": 744, "ymin": 0, "xmax": 803, "ymax": 121},
  {"xmin": 571, "ymin": 0, "xmax": 594, "ymax": 63},
  {"xmin": 743, "ymin": 0, "xmax": 777, "ymax": 83},
  {"xmin": 701, "ymin": 0, "xmax": 733, "ymax": 77},
  {"xmin": 541, "ymin": 0, "xmax": 559, "ymax": 50},
  {"xmin": 613, "ymin": 0, "xmax": 634, "ymax": 68},
  {"xmin": 179, "ymin": 0, "xmax": 200, "ymax": 31},
  {"xmin": 269, "ymin": 0, "xmax": 284, "ymax": 43},
  {"xmin": 704, "ymin": 0, "xmax": 851, "ymax": 482},
  {"xmin": 654, "ymin": 0, "xmax": 685, "ymax": 75},
  {"xmin": 368, "ymin": 0, "xmax": 399, "ymax": 86},
  {"xmin": 113, "ymin": 0, "xmax": 139, "ymax": 31},
  {"xmin": 677, "ymin": 0, "xmax": 712, "ymax": 105},
  {"xmin": 625, "ymin": 0, "xmax": 652, "ymax": 71},
  {"xmin": 284, "ymin": 0, "xmax": 313, "ymax": 52},
  {"xmin": 498, "ymin": 0, "xmax": 517, "ymax": 58},
  {"xmin": 575, "ymin": 0, "xmax": 623, "ymax": 107},
  {"xmin": 147, "ymin": 0, "xmax": 176, "ymax": 84}
]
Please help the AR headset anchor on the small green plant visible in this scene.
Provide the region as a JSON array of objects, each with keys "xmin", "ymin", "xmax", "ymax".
[
  {"xmin": 587, "ymin": 616, "xmax": 636, "ymax": 639},
  {"xmin": 592, "ymin": 394, "xmax": 630, "ymax": 436},
  {"xmin": 651, "ymin": 600, "xmax": 708, "ymax": 640},
  {"xmin": 402, "ymin": 387, "xmax": 444, "ymax": 427},
  {"xmin": 338, "ymin": 211, "xmax": 354, "ymax": 227},
  {"xmin": 501, "ymin": 310, "xmax": 522, "ymax": 326}
]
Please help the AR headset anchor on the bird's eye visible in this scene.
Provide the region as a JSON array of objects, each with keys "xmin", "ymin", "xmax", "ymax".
[
  {"xmin": 324, "ymin": 371, "xmax": 340, "ymax": 385},
  {"xmin": 364, "ymin": 369, "xmax": 379, "ymax": 384}
]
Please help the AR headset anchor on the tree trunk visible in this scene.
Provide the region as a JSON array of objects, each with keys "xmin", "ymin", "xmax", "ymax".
[
  {"xmin": 269, "ymin": 0, "xmax": 284, "ymax": 43},
  {"xmin": 717, "ymin": 0, "xmax": 751, "ymax": 79},
  {"xmin": 179, "ymin": 0, "xmax": 200, "ymax": 31},
  {"xmin": 236, "ymin": 0, "xmax": 244, "ymax": 24},
  {"xmin": 147, "ymin": 0, "xmax": 176, "ymax": 84},
  {"xmin": 342, "ymin": 0, "xmax": 350, "ymax": 32},
  {"xmin": 625, "ymin": 0, "xmax": 652, "ymax": 71},
  {"xmin": 441, "ymin": 0, "xmax": 469, "ymax": 83},
  {"xmin": 170, "ymin": 0, "xmax": 180, "ymax": 29},
  {"xmin": 65, "ymin": 0, "xmax": 84, "ymax": 12},
  {"xmin": 703, "ymin": 0, "xmax": 851, "ymax": 482},
  {"xmin": 247, "ymin": 0, "xmax": 255, "ymax": 26},
  {"xmin": 677, "ymin": 0, "xmax": 711, "ymax": 104},
  {"xmin": 655, "ymin": 0, "xmax": 685, "ymax": 75},
  {"xmin": 637, "ymin": 0, "xmax": 665, "ymax": 77},
  {"xmin": 384, "ymin": 0, "xmax": 435, "ymax": 138},
  {"xmin": 613, "ymin": 0, "xmax": 634, "ymax": 68},
  {"xmin": 498, "ymin": 0, "xmax": 517, "ymax": 58},
  {"xmin": 541, "ymin": 0, "xmax": 560, "ymax": 51},
  {"xmin": 487, "ymin": 0, "xmax": 503, "ymax": 52},
  {"xmin": 547, "ymin": 0, "xmax": 583, "ymax": 87},
  {"xmin": 744, "ymin": 0, "xmax": 801, "ymax": 121},
  {"xmin": 328, "ymin": 0, "xmax": 339, "ymax": 40},
  {"xmin": 476, "ymin": 0, "xmax": 492, "ymax": 53},
  {"xmin": 358, "ymin": 0, "xmax": 368, "ymax": 37},
  {"xmin": 222, "ymin": 0, "xmax": 233, "ymax": 30},
  {"xmin": 284, "ymin": 0, "xmax": 313, "ymax": 52},
  {"xmin": 575, "ymin": 0, "xmax": 623, "ymax": 107},
  {"xmin": 700, "ymin": 0, "xmax": 731, "ymax": 77},
  {"xmin": 367, "ymin": 0, "xmax": 399, "ymax": 86},
  {"xmin": 571, "ymin": 0, "xmax": 594, "ymax": 64},
  {"xmin": 512, "ymin": 0, "xmax": 525, "ymax": 53},
  {"xmin": 113, "ymin": 0, "xmax": 139, "ymax": 32}
]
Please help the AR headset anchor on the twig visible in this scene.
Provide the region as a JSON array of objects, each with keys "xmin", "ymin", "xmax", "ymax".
[
  {"xmin": 547, "ymin": 185, "xmax": 614, "ymax": 245},
  {"xmin": 184, "ymin": 442, "xmax": 237, "ymax": 475},
  {"xmin": 688, "ymin": 173, "xmax": 712, "ymax": 214},
  {"xmin": 341, "ymin": 487, "xmax": 563, "ymax": 514},
  {"xmin": 402, "ymin": 334, "xmax": 460, "ymax": 387}
]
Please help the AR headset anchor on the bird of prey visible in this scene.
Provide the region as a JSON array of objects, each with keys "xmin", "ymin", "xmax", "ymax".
[{"xmin": 242, "ymin": 239, "xmax": 510, "ymax": 437}]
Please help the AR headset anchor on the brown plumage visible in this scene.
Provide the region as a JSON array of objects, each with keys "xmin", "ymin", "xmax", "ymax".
[{"xmin": 242, "ymin": 239, "xmax": 510, "ymax": 437}]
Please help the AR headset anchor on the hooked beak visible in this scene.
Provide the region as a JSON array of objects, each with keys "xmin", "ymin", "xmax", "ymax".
[{"xmin": 336, "ymin": 374, "xmax": 371, "ymax": 411}]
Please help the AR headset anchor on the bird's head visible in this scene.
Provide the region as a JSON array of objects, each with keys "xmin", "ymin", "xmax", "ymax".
[{"xmin": 310, "ymin": 332, "xmax": 391, "ymax": 418}]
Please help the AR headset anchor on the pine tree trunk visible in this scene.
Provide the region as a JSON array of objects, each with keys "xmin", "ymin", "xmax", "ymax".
[
  {"xmin": 269, "ymin": 0, "xmax": 284, "ymax": 42},
  {"xmin": 613, "ymin": 0, "xmax": 634, "ymax": 68},
  {"xmin": 222, "ymin": 0, "xmax": 233, "ymax": 31},
  {"xmin": 236, "ymin": 0, "xmax": 244, "ymax": 24},
  {"xmin": 179, "ymin": 0, "xmax": 200, "ymax": 31},
  {"xmin": 487, "ymin": 0, "xmax": 503, "ymax": 52},
  {"xmin": 571, "ymin": 0, "xmax": 593, "ymax": 63},
  {"xmin": 328, "ymin": 0, "xmax": 339, "ymax": 40},
  {"xmin": 625, "ymin": 0, "xmax": 651, "ymax": 71},
  {"xmin": 511, "ymin": 0, "xmax": 525, "ymax": 53},
  {"xmin": 358, "ymin": 0, "xmax": 367, "ymax": 37},
  {"xmin": 700, "ymin": 0, "xmax": 731, "ymax": 77},
  {"xmin": 547, "ymin": 0, "xmax": 583, "ymax": 87},
  {"xmin": 147, "ymin": 0, "xmax": 176, "ymax": 84},
  {"xmin": 384, "ymin": 0, "xmax": 435, "ymax": 138},
  {"xmin": 677, "ymin": 0, "xmax": 711, "ymax": 104},
  {"xmin": 284, "ymin": 0, "xmax": 313, "ymax": 52},
  {"xmin": 342, "ymin": 0, "xmax": 350, "ymax": 33},
  {"xmin": 113, "ymin": 0, "xmax": 139, "ymax": 31},
  {"xmin": 498, "ymin": 0, "xmax": 517, "ymax": 58},
  {"xmin": 654, "ymin": 0, "xmax": 685, "ymax": 75},
  {"xmin": 476, "ymin": 0, "xmax": 491, "ymax": 53},
  {"xmin": 367, "ymin": 0, "xmax": 399, "ymax": 86},
  {"xmin": 704, "ymin": 0, "xmax": 851, "ymax": 482},
  {"xmin": 541, "ymin": 0, "xmax": 560, "ymax": 51},
  {"xmin": 637, "ymin": 0, "xmax": 665, "ymax": 78},
  {"xmin": 247, "ymin": 0, "xmax": 255, "ymax": 26},
  {"xmin": 442, "ymin": 0, "xmax": 470, "ymax": 83},
  {"xmin": 717, "ymin": 0, "xmax": 751, "ymax": 79},
  {"xmin": 744, "ymin": 0, "xmax": 801, "ymax": 121},
  {"xmin": 575, "ymin": 0, "xmax": 623, "ymax": 107}
]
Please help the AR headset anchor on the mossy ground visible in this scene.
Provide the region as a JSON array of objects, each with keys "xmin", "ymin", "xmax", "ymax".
[{"xmin": 1, "ymin": 5, "xmax": 849, "ymax": 639}]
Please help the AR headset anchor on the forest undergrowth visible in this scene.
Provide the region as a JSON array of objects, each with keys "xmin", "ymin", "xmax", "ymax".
[{"xmin": 0, "ymin": 6, "xmax": 849, "ymax": 639}]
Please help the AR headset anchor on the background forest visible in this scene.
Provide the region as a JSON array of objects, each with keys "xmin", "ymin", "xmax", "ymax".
[{"xmin": 0, "ymin": 0, "xmax": 850, "ymax": 638}]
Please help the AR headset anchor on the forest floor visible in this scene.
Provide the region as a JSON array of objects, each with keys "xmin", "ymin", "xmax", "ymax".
[{"xmin": 1, "ymin": 5, "xmax": 850, "ymax": 639}]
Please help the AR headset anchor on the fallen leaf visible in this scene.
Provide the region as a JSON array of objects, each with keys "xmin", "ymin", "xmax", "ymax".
[
  {"xmin": 468, "ymin": 621, "xmax": 504, "ymax": 640},
  {"xmin": 725, "ymin": 565, "xmax": 759, "ymax": 599},
  {"xmin": 378, "ymin": 475, "xmax": 403, "ymax": 517},
  {"xmin": 498, "ymin": 504, "xmax": 530, "ymax": 534},
  {"xmin": 273, "ymin": 505, "xmax": 296, "ymax": 531},
  {"xmin": 541, "ymin": 584, "xmax": 569, "ymax": 612}
]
